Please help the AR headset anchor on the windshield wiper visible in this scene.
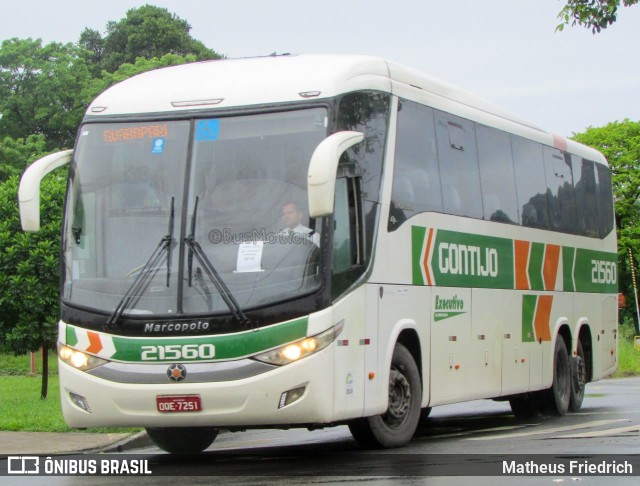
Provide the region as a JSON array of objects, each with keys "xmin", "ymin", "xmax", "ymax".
[
  {"xmin": 185, "ymin": 197, "xmax": 252, "ymax": 328},
  {"xmin": 105, "ymin": 197, "xmax": 175, "ymax": 329}
]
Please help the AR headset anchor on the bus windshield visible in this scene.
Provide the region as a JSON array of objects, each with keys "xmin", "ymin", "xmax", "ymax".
[{"xmin": 62, "ymin": 108, "xmax": 328, "ymax": 325}]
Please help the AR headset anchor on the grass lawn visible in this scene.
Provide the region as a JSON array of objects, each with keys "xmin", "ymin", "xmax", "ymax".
[
  {"xmin": 0, "ymin": 352, "xmax": 138, "ymax": 433},
  {"xmin": 613, "ymin": 333, "xmax": 640, "ymax": 377}
]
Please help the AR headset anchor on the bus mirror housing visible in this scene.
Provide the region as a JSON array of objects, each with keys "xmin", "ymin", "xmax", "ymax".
[
  {"xmin": 19, "ymin": 149, "xmax": 73, "ymax": 232},
  {"xmin": 307, "ymin": 131, "xmax": 364, "ymax": 217}
]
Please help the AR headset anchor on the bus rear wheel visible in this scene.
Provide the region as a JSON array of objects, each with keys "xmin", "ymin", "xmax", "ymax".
[
  {"xmin": 145, "ymin": 426, "xmax": 218, "ymax": 453},
  {"xmin": 569, "ymin": 340, "xmax": 586, "ymax": 412},
  {"xmin": 348, "ymin": 343, "xmax": 421, "ymax": 448},
  {"xmin": 541, "ymin": 337, "xmax": 571, "ymax": 416}
]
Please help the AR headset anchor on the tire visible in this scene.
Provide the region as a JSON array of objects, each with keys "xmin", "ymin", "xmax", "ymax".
[
  {"xmin": 569, "ymin": 340, "xmax": 586, "ymax": 412},
  {"xmin": 540, "ymin": 337, "xmax": 571, "ymax": 416},
  {"xmin": 349, "ymin": 343, "xmax": 422, "ymax": 448},
  {"xmin": 145, "ymin": 426, "xmax": 218, "ymax": 453}
]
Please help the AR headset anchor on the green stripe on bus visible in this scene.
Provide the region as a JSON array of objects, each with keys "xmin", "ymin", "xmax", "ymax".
[
  {"xmin": 412, "ymin": 225, "xmax": 427, "ymax": 286},
  {"xmin": 109, "ymin": 317, "xmax": 309, "ymax": 362},
  {"xmin": 521, "ymin": 295, "xmax": 537, "ymax": 343},
  {"xmin": 563, "ymin": 246, "xmax": 576, "ymax": 292},
  {"xmin": 528, "ymin": 242, "xmax": 545, "ymax": 291},
  {"xmin": 66, "ymin": 325, "xmax": 78, "ymax": 347}
]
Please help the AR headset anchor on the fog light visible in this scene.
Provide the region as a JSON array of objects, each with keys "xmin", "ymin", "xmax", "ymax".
[
  {"xmin": 278, "ymin": 386, "xmax": 306, "ymax": 409},
  {"xmin": 69, "ymin": 392, "xmax": 92, "ymax": 413}
]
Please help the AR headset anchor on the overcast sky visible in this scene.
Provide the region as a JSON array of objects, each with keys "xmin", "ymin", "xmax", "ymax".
[{"xmin": 1, "ymin": 0, "xmax": 639, "ymax": 136}]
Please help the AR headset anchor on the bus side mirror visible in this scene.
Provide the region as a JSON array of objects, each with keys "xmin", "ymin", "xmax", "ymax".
[
  {"xmin": 19, "ymin": 149, "xmax": 73, "ymax": 232},
  {"xmin": 307, "ymin": 131, "xmax": 364, "ymax": 218}
]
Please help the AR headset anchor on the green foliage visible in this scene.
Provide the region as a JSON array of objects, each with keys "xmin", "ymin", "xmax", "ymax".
[
  {"xmin": 0, "ymin": 169, "xmax": 67, "ymax": 356},
  {"xmin": 0, "ymin": 134, "xmax": 48, "ymax": 182},
  {"xmin": 90, "ymin": 4, "xmax": 221, "ymax": 73},
  {"xmin": 557, "ymin": 0, "xmax": 639, "ymax": 33},
  {"xmin": 0, "ymin": 38, "xmax": 92, "ymax": 150},
  {"xmin": 572, "ymin": 120, "xmax": 640, "ymax": 326}
]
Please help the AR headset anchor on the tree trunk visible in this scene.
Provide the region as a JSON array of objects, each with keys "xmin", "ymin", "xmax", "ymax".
[{"xmin": 41, "ymin": 345, "xmax": 49, "ymax": 400}]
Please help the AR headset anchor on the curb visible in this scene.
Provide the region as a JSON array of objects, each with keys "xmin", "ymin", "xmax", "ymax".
[{"xmin": 98, "ymin": 430, "xmax": 153, "ymax": 453}]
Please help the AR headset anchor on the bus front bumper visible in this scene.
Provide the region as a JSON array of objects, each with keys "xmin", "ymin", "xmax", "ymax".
[{"xmin": 59, "ymin": 346, "xmax": 335, "ymax": 429}]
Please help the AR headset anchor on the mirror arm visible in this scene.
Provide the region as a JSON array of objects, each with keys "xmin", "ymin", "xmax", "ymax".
[
  {"xmin": 307, "ymin": 131, "xmax": 364, "ymax": 217},
  {"xmin": 19, "ymin": 149, "xmax": 73, "ymax": 232}
]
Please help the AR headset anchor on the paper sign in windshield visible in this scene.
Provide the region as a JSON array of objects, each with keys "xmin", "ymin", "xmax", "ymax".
[{"xmin": 236, "ymin": 241, "xmax": 264, "ymax": 273}]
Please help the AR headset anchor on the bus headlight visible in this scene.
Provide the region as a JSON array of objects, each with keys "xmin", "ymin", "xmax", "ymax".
[
  {"xmin": 253, "ymin": 321, "xmax": 344, "ymax": 366},
  {"xmin": 58, "ymin": 343, "xmax": 108, "ymax": 371}
]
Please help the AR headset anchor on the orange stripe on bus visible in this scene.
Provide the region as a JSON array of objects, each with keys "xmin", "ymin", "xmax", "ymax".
[
  {"xmin": 423, "ymin": 228, "xmax": 434, "ymax": 286},
  {"xmin": 86, "ymin": 331, "xmax": 103, "ymax": 354},
  {"xmin": 514, "ymin": 240, "xmax": 530, "ymax": 290},
  {"xmin": 543, "ymin": 244, "xmax": 560, "ymax": 291},
  {"xmin": 534, "ymin": 295, "xmax": 553, "ymax": 342}
]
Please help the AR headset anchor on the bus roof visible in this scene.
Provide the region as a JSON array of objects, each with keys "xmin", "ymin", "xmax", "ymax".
[{"xmin": 87, "ymin": 54, "xmax": 605, "ymax": 164}]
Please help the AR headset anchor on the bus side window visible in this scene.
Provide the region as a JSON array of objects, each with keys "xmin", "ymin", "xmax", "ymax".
[
  {"xmin": 543, "ymin": 148, "xmax": 577, "ymax": 233},
  {"xmin": 512, "ymin": 136, "xmax": 550, "ymax": 230},
  {"xmin": 476, "ymin": 124, "xmax": 519, "ymax": 224},
  {"xmin": 435, "ymin": 112, "xmax": 483, "ymax": 219},
  {"xmin": 595, "ymin": 163, "xmax": 615, "ymax": 238},
  {"xmin": 572, "ymin": 157, "xmax": 598, "ymax": 237},
  {"xmin": 389, "ymin": 99, "xmax": 442, "ymax": 231}
]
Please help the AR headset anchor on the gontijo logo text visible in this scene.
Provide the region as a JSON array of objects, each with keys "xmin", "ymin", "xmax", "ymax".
[{"xmin": 412, "ymin": 226, "xmax": 617, "ymax": 293}]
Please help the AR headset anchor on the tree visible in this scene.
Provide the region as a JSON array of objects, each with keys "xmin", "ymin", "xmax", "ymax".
[
  {"xmin": 85, "ymin": 4, "xmax": 221, "ymax": 73},
  {"xmin": 0, "ymin": 134, "xmax": 47, "ymax": 182},
  {"xmin": 557, "ymin": 0, "xmax": 639, "ymax": 33},
  {"xmin": 0, "ymin": 167, "xmax": 67, "ymax": 399},
  {"xmin": 0, "ymin": 38, "xmax": 92, "ymax": 150},
  {"xmin": 572, "ymin": 120, "xmax": 640, "ymax": 329}
]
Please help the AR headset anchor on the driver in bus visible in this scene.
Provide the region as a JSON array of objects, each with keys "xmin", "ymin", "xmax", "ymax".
[{"xmin": 279, "ymin": 201, "xmax": 320, "ymax": 246}]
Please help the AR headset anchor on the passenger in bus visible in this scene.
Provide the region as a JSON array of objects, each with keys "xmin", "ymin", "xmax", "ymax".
[{"xmin": 279, "ymin": 201, "xmax": 320, "ymax": 245}]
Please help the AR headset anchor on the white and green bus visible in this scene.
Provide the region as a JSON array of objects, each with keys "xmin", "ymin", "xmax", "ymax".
[{"xmin": 19, "ymin": 54, "xmax": 617, "ymax": 453}]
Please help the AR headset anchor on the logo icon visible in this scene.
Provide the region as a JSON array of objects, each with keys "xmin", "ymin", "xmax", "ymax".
[
  {"xmin": 167, "ymin": 363, "xmax": 187, "ymax": 382},
  {"xmin": 8, "ymin": 456, "xmax": 39, "ymax": 474}
]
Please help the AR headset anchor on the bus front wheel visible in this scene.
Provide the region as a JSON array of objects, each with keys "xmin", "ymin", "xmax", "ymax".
[
  {"xmin": 145, "ymin": 426, "xmax": 218, "ymax": 453},
  {"xmin": 348, "ymin": 343, "xmax": 421, "ymax": 448}
]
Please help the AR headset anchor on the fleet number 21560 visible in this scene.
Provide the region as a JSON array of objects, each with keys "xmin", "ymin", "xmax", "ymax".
[
  {"xmin": 141, "ymin": 344, "xmax": 215, "ymax": 361},
  {"xmin": 591, "ymin": 260, "xmax": 616, "ymax": 285}
]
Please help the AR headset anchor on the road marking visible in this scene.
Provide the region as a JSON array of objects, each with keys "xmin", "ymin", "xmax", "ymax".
[
  {"xmin": 555, "ymin": 424, "xmax": 640, "ymax": 438},
  {"xmin": 424, "ymin": 424, "xmax": 530, "ymax": 440},
  {"xmin": 466, "ymin": 419, "xmax": 629, "ymax": 440}
]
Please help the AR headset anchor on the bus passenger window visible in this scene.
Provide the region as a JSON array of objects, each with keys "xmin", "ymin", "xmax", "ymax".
[
  {"xmin": 544, "ymin": 148, "xmax": 577, "ymax": 233},
  {"xmin": 512, "ymin": 137, "xmax": 550, "ymax": 230},
  {"xmin": 476, "ymin": 125, "xmax": 519, "ymax": 224},
  {"xmin": 390, "ymin": 100, "xmax": 442, "ymax": 231},
  {"xmin": 435, "ymin": 112, "xmax": 482, "ymax": 219}
]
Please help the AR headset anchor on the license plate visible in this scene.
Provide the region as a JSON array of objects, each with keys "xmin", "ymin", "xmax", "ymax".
[{"xmin": 156, "ymin": 395, "xmax": 202, "ymax": 413}]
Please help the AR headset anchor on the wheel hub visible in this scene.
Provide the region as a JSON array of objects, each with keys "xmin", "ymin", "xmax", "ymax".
[{"xmin": 388, "ymin": 368, "xmax": 411, "ymax": 420}]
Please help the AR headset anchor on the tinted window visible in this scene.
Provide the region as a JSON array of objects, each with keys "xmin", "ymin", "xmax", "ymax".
[
  {"xmin": 572, "ymin": 157, "xmax": 599, "ymax": 236},
  {"xmin": 390, "ymin": 100, "xmax": 442, "ymax": 230},
  {"xmin": 476, "ymin": 125, "xmax": 519, "ymax": 224},
  {"xmin": 595, "ymin": 163, "xmax": 615, "ymax": 237},
  {"xmin": 512, "ymin": 136, "xmax": 549, "ymax": 229},
  {"xmin": 434, "ymin": 112, "xmax": 483, "ymax": 219},
  {"xmin": 544, "ymin": 147, "xmax": 577, "ymax": 233}
]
